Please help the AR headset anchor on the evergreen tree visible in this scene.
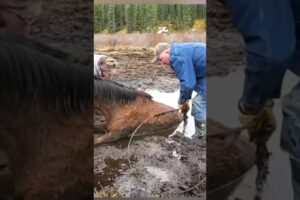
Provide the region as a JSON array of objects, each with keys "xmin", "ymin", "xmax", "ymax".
[
  {"xmin": 182, "ymin": 5, "xmax": 193, "ymax": 27},
  {"xmin": 125, "ymin": 5, "xmax": 135, "ymax": 33},
  {"xmin": 94, "ymin": 5, "xmax": 101, "ymax": 33},
  {"xmin": 102, "ymin": 5, "xmax": 108, "ymax": 31},
  {"xmin": 107, "ymin": 5, "xmax": 116, "ymax": 33},
  {"xmin": 134, "ymin": 5, "xmax": 143, "ymax": 32},
  {"xmin": 94, "ymin": 4, "xmax": 205, "ymax": 33}
]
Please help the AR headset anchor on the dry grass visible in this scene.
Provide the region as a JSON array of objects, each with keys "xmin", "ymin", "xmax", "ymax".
[{"xmin": 94, "ymin": 31, "xmax": 206, "ymax": 49}]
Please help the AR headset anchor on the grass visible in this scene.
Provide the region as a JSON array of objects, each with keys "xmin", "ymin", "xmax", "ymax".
[{"xmin": 94, "ymin": 30, "xmax": 206, "ymax": 49}]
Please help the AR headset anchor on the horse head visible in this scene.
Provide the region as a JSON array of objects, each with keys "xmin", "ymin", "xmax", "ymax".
[{"xmin": 94, "ymin": 79, "xmax": 183, "ymax": 144}]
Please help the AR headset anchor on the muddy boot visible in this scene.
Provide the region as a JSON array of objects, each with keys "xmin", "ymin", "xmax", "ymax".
[{"xmin": 193, "ymin": 120, "xmax": 206, "ymax": 139}]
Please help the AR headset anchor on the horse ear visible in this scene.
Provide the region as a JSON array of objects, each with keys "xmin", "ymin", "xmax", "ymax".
[{"xmin": 145, "ymin": 93, "xmax": 152, "ymax": 99}]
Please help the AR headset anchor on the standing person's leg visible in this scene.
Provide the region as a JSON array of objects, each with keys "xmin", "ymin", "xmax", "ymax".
[
  {"xmin": 282, "ymin": 2, "xmax": 300, "ymax": 199},
  {"xmin": 281, "ymin": 80, "xmax": 300, "ymax": 199},
  {"xmin": 222, "ymin": 0, "xmax": 295, "ymax": 110},
  {"xmin": 191, "ymin": 89, "xmax": 206, "ymax": 138}
]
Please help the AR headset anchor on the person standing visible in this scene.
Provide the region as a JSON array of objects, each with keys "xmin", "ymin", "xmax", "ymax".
[{"xmin": 151, "ymin": 42, "xmax": 206, "ymax": 138}]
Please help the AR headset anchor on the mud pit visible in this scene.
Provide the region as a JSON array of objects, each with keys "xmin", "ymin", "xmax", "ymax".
[
  {"xmin": 94, "ymin": 38, "xmax": 255, "ymax": 198},
  {"xmin": 94, "ymin": 47, "xmax": 206, "ymax": 197},
  {"xmin": 94, "ymin": 135, "xmax": 206, "ymax": 198},
  {"xmin": 31, "ymin": 0, "xmax": 93, "ymax": 68}
]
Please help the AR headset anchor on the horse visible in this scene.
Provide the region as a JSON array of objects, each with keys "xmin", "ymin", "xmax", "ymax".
[
  {"xmin": 94, "ymin": 79, "xmax": 183, "ymax": 145},
  {"xmin": 0, "ymin": 34, "xmax": 93, "ymax": 200}
]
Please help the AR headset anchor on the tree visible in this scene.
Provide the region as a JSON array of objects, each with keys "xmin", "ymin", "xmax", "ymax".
[
  {"xmin": 107, "ymin": 5, "xmax": 117, "ymax": 33},
  {"xmin": 94, "ymin": 5, "xmax": 101, "ymax": 33},
  {"xmin": 182, "ymin": 5, "xmax": 193, "ymax": 27},
  {"xmin": 94, "ymin": 4, "xmax": 205, "ymax": 33},
  {"xmin": 125, "ymin": 5, "xmax": 135, "ymax": 33}
]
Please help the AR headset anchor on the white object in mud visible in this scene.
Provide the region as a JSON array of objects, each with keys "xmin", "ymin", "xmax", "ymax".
[{"xmin": 172, "ymin": 150, "xmax": 182, "ymax": 160}]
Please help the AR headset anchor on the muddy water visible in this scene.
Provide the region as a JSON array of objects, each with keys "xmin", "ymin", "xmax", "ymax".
[
  {"xmin": 208, "ymin": 70, "xmax": 298, "ymax": 200},
  {"xmin": 94, "ymin": 157, "xmax": 130, "ymax": 189}
]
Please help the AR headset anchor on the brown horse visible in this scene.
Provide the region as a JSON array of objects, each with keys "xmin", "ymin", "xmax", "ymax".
[
  {"xmin": 94, "ymin": 79, "xmax": 183, "ymax": 145},
  {"xmin": 0, "ymin": 34, "xmax": 93, "ymax": 200}
]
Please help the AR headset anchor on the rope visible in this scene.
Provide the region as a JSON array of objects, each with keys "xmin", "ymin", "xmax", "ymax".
[
  {"xmin": 127, "ymin": 109, "xmax": 180, "ymax": 169},
  {"xmin": 126, "ymin": 108, "xmax": 205, "ymax": 195},
  {"xmin": 179, "ymin": 179, "xmax": 205, "ymax": 194}
]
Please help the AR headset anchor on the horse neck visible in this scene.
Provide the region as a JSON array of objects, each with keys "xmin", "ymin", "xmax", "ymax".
[{"xmin": 94, "ymin": 99, "xmax": 114, "ymax": 123}]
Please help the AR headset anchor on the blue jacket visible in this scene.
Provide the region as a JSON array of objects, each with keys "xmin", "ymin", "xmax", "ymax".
[{"xmin": 170, "ymin": 43, "xmax": 206, "ymax": 104}]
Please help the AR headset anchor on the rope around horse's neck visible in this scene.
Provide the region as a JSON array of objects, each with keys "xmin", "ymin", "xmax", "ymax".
[{"xmin": 127, "ymin": 108, "xmax": 180, "ymax": 169}]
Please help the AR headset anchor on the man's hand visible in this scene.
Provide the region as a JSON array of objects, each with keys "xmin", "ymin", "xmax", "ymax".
[
  {"xmin": 178, "ymin": 101, "xmax": 190, "ymax": 114},
  {"xmin": 238, "ymin": 100, "xmax": 276, "ymax": 142}
]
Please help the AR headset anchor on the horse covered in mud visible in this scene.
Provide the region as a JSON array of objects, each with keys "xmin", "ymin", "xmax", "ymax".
[
  {"xmin": 0, "ymin": 34, "xmax": 93, "ymax": 200},
  {"xmin": 94, "ymin": 79, "xmax": 183, "ymax": 145}
]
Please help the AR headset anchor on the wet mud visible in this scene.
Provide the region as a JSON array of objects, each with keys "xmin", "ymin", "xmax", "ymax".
[
  {"xmin": 207, "ymin": 119, "xmax": 256, "ymax": 198},
  {"xmin": 94, "ymin": 43, "xmax": 256, "ymax": 198},
  {"xmin": 95, "ymin": 47, "xmax": 179, "ymax": 91},
  {"xmin": 94, "ymin": 134, "xmax": 206, "ymax": 198},
  {"xmin": 31, "ymin": 0, "xmax": 93, "ymax": 68},
  {"xmin": 207, "ymin": 0, "xmax": 245, "ymax": 77},
  {"xmin": 94, "ymin": 46, "xmax": 205, "ymax": 197}
]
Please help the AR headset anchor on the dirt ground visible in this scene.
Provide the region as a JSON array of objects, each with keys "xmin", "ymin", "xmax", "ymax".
[
  {"xmin": 93, "ymin": 47, "xmax": 205, "ymax": 197},
  {"xmin": 94, "ymin": 134, "xmax": 206, "ymax": 198},
  {"xmin": 94, "ymin": 39, "xmax": 253, "ymax": 199},
  {"xmin": 31, "ymin": 0, "xmax": 93, "ymax": 68},
  {"xmin": 207, "ymin": 0, "xmax": 245, "ymax": 77},
  {"xmin": 95, "ymin": 47, "xmax": 179, "ymax": 91}
]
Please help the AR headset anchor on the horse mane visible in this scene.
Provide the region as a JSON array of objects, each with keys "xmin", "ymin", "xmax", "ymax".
[
  {"xmin": 0, "ymin": 34, "xmax": 92, "ymax": 112},
  {"xmin": 94, "ymin": 78, "xmax": 152, "ymax": 104}
]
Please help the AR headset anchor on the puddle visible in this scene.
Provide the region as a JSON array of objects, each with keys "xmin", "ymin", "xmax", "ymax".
[
  {"xmin": 94, "ymin": 157, "xmax": 131, "ymax": 189},
  {"xmin": 208, "ymin": 70, "xmax": 298, "ymax": 200},
  {"xmin": 146, "ymin": 89, "xmax": 198, "ymax": 138}
]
